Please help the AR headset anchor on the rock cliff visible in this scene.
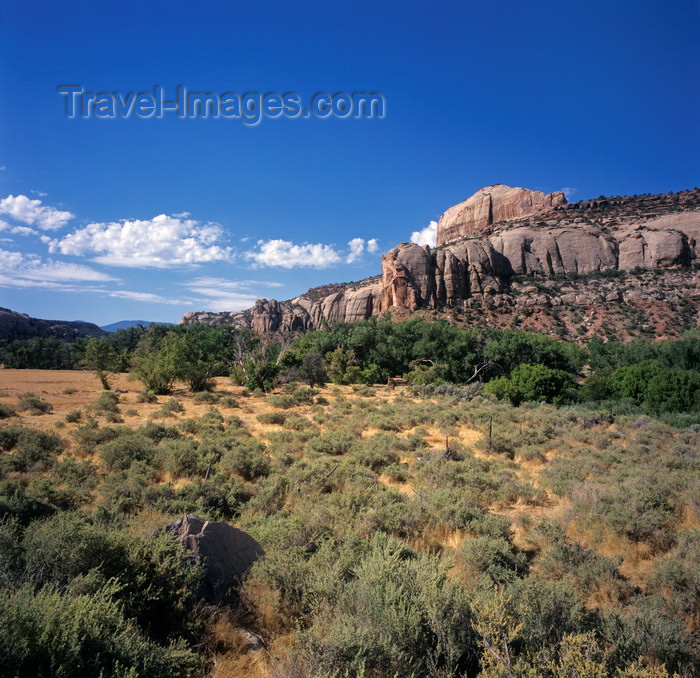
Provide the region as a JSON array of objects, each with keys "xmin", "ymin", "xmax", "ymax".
[
  {"xmin": 436, "ymin": 184, "xmax": 567, "ymax": 245},
  {"xmin": 181, "ymin": 186, "xmax": 700, "ymax": 341}
]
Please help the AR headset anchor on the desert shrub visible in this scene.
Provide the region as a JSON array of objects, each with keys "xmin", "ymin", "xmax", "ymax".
[
  {"xmin": 257, "ymin": 411, "xmax": 286, "ymax": 426},
  {"xmin": 269, "ymin": 394, "xmax": 296, "ymax": 409},
  {"xmin": 306, "ymin": 430, "xmax": 356, "ymax": 457},
  {"xmin": 353, "ymin": 433, "xmax": 401, "ymax": 471},
  {"xmin": 0, "ymin": 425, "xmax": 64, "ymax": 473},
  {"xmin": 192, "ymin": 391, "xmax": 219, "ymax": 404},
  {"xmin": 0, "ymin": 478, "xmax": 58, "ymax": 524},
  {"xmin": 219, "ymin": 441, "xmax": 270, "ymax": 480},
  {"xmin": 284, "ymin": 415, "xmax": 314, "ymax": 431},
  {"xmin": 383, "ymin": 462, "xmax": 409, "ymax": 482},
  {"xmin": 0, "ymin": 583, "xmax": 202, "ymax": 678},
  {"xmin": 177, "ymin": 473, "xmax": 250, "ymax": 520},
  {"xmin": 136, "ymin": 390, "xmax": 158, "ymax": 403},
  {"xmin": 219, "ymin": 396, "xmax": 239, "ymax": 408},
  {"xmin": 176, "ymin": 418, "xmax": 199, "ymax": 434},
  {"xmin": 504, "ymin": 575, "xmax": 586, "ymax": 657},
  {"xmin": 460, "ymin": 535, "xmax": 527, "ymax": 585},
  {"xmin": 98, "ymin": 462, "xmax": 159, "ymax": 515},
  {"xmin": 19, "ymin": 512, "xmax": 205, "ymax": 639},
  {"xmin": 62, "ymin": 387, "xmax": 77, "ymax": 395},
  {"xmin": 52, "ymin": 458, "xmax": 99, "ymax": 508},
  {"xmin": 65, "ymin": 409, "xmax": 82, "ymax": 423},
  {"xmin": 161, "ymin": 438, "xmax": 207, "ymax": 478},
  {"xmin": 293, "ymin": 533, "xmax": 476, "ymax": 677},
  {"xmin": 292, "ymin": 387, "xmax": 320, "ymax": 404},
  {"xmin": 161, "ymin": 397, "xmax": 185, "ymax": 413},
  {"xmin": 99, "ymin": 433, "xmax": 158, "ymax": 471},
  {"xmin": 647, "ymin": 529, "xmax": 700, "ymax": 621},
  {"xmin": 0, "ymin": 403, "xmax": 16, "ymax": 419},
  {"xmin": 137, "ymin": 421, "xmax": 181, "ymax": 442},
  {"xmin": 198, "ymin": 409, "xmax": 224, "ymax": 432},
  {"xmin": 94, "ymin": 391, "xmax": 120, "ymax": 413},
  {"xmin": 16, "ymin": 392, "xmax": 53, "ymax": 415},
  {"xmin": 600, "ymin": 596, "xmax": 696, "ymax": 674}
]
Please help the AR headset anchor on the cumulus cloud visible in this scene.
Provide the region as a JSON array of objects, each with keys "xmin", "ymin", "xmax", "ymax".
[
  {"xmin": 346, "ymin": 237, "xmax": 366, "ymax": 263},
  {"xmin": 410, "ymin": 220, "xmax": 438, "ymax": 248},
  {"xmin": 345, "ymin": 237, "xmax": 381, "ymax": 263},
  {"xmin": 0, "ymin": 194, "xmax": 74, "ymax": 230},
  {"xmin": 0, "ymin": 220, "xmax": 39, "ymax": 237},
  {"xmin": 246, "ymin": 236, "xmax": 380, "ymax": 268},
  {"xmin": 560, "ymin": 187, "xmax": 577, "ymax": 199},
  {"xmin": 246, "ymin": 239, "xmax": 343, "ymax": 269},
  {"xmin": 48, "ymin": 214, "xmax": 233, "ymax": 268},
  {"xmin": 0, "ymin": 247, "xmax": 117, "ymax": 289}
]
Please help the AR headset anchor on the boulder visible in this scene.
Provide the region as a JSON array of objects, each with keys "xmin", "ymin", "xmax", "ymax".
[{"xmin": 165, "ymin": 513, "xmax": 264, "ymax": 604}]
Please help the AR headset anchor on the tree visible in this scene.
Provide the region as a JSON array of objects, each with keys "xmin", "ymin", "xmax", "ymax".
[
  {"xmin": 129, "ymin": 330, "xmax": 178, "ymax": 394},
  {"xmin": 82, "ymin": 338, "xmax": 119, "ymax": 390},
  {"xmin": 299, "ymin": 350, "xmax": 327, "ymax": 387},
  {"xmin": 485, "ymin": 363, "xmax": 576, "ymax": 406}
]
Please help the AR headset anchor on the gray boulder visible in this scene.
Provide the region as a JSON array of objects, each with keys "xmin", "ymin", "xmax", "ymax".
[{"xmin": 165, "ymin": 513, "xmax": 264, "ymax": 604}]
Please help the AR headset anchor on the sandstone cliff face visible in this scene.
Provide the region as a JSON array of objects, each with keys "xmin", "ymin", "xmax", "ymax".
[
  {"xmin": 436, "ymin": 184, "xmax": 567, "ymax": 246},
  {"xmin": 180, "ymin": 187, "xmax": 700, "ymax": 336}
]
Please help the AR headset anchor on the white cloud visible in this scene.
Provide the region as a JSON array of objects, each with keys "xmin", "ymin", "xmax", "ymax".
[
  {"xmin": 410, "ymin": 220, "xmax": 438, "ymax": 248},
  {"xmin": 30, "ymin": 190, "xmax": 48, "ymax": 197},
  {"xmin": 0, "ymin": 247, "xmax": 117, "ymax": 289},
  {"xmin": 561, "ymin": 187, "xmax": 577, "ymax": 199},
  {"xmin": 246, "ymin": 239, "xmax": 343, "ymax": 269},
  {"xmin": 346, "ymin": 237, "xmax": 366, "ymax": 263},
  {"xmin": 246, "ymin": 236, "xmax": 381, "ymax": 269},
  {"xmin": 0, "ymin": 220, "xmax": 39, "ymax": 237},
  {"xmin": 0, "ymin": 194, "xmax": 74, "ymax": 230},
  {"xmin": 48, "ymin": 214, "xmax": 233, "ymax": 268},
  {"xmin": 107, "ymin": 290, "xmax": 182, "ymax": 304}
]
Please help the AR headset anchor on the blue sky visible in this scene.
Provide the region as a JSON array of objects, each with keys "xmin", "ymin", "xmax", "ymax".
[{"xmin": 1, "ymin": 0, "xmax": 698, "ymax": 326}]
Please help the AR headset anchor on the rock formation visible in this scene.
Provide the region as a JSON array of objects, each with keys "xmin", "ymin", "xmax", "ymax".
[
  {"xmin": 164, "ymin": 513, "xmax": 264, "ymax": 604},
  {"xmin": 0, "ymin": 307, "xmax": 108, "ymax": 343},
  {"xmin": 436, "ymin": 184, "xmax": 567, "ymax": 245},
  {"xmin": 181, "ymin": 187, "xmax": 700, "ymax": 338}
]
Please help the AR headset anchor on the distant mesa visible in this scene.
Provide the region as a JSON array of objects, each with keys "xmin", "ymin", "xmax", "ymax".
[
  {"xmin": 0, "ymin": 307, "xmax": 107, "ymax": 343},
  {"xmin": 181, "ymin": 185, "xmax": 700, "ymax": 340}
]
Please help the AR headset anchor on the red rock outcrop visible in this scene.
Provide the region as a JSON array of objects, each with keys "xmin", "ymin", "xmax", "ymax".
[
  {"xmin": 181, "ymin": 187, "xmax": 700, "ymax": 336},
  {"xmin": 436, "ymin": 184, "xmax": 567, "ymax": 246}
]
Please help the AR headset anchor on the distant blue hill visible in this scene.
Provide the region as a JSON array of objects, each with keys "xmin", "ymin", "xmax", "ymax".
[{"xmin": 99, "ymin": 320, "xmax": 175, "ymax": 333}]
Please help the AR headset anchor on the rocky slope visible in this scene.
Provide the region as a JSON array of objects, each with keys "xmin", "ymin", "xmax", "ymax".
[
  {"xmin": 0, "ymin": 307, "xmax": 108, "ymax": 343},
  {"xmin": 181, "ymin": 186, "xmax": 700, "ymax": 341}
]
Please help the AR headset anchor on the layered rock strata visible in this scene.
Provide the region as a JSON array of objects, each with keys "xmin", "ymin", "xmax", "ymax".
[{"xmin": 181, "ymin": 187, "xmax": 700, "ymax": 333}]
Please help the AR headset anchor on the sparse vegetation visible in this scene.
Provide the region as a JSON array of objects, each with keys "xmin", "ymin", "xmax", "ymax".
[{"xmin": 0, "ymin": 322, "xmax": 698, "ymax": 676}]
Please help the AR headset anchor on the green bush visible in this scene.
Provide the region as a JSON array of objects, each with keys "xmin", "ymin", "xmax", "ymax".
[
  {"xmin": 0, "ymin": 403, "xmax": 16, "ymax": 419},
  {"xmin": 485, "ymin": 363, "xmax": 576, "ymax": 406},
  {"xmin": 219, "ymin": 441, "xmax": 270, "ymax": 480},
  {"xmin": 65, "ymin": 409, "xmax": 82, "ymax": 423},
  {"xmin": 0, "ymin": 583, "xmax": 202, "ymax": 678},
  {"xmin": 257, "ymin": 411, "xmax": 287, "ymax": 425},
  {"xmin": 16, "ymin": 392, "xmax": 53, "ymax": 415},
  {"xmin": 99, "ymin": 434, "xmax": 158, "ymax": 471}
]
